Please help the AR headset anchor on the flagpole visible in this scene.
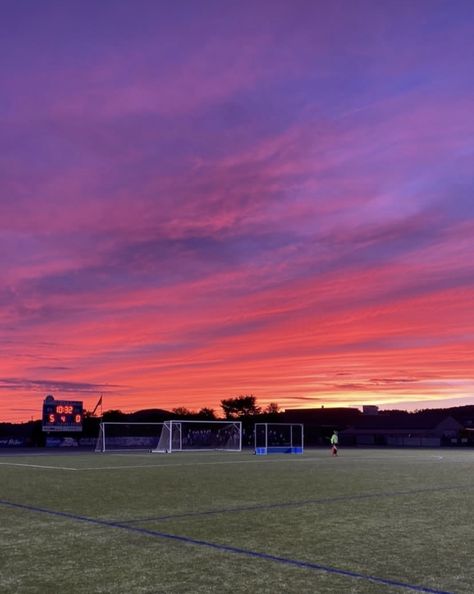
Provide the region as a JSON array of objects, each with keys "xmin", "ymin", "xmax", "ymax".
[{"xmin": 91, "ymin": 394, "xmax": 103, "ymax": 417}]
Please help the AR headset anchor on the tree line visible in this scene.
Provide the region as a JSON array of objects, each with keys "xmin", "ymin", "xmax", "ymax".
[{"xmin": 102, "ymin": 395, "xmax": 280, "ymax": 422}]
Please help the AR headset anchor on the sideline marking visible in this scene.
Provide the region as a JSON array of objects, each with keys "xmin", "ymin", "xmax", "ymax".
[
  {"xmin": 0, "ymin": 498, "xmax": 454, "ymax": 594},
  {"xmin": 0, "ymin": 462, "xmax": 77, "ymax": 471},
  {"xmin": 0, "ymin": 451, "xmax": 462, "ymax": 473}
]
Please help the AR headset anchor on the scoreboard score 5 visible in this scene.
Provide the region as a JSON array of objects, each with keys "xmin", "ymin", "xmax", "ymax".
[{"xmin": 42, "ymin": 395, "xmax": 83, "ymax": 432}]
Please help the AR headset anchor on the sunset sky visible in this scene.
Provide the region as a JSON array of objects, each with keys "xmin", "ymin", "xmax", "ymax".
[{"xmin": 1, "ymin": 1, "xmax": 473, "ymax": 422}]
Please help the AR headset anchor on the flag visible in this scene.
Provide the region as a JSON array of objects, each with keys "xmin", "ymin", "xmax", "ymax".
[{"xmin": 92, "ymin": 395, "xmax": 103, "ymax": 416}]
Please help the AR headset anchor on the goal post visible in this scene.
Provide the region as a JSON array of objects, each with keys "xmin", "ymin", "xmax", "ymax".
[
  {"xmin": 151, "ymin": 420, "xmax": 242, "ymax": 453},
  {"xmin": 254, "ymin": 423, "xmax": 304, "ymax": 455},
  {"xmin": 95, "ymin": 422, "xmax": 164, "ymax": 452}
]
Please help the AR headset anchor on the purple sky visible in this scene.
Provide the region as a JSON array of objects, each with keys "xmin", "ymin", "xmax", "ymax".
[{"xmin": 1, "ymin": 0, "xmax": 473, "ymax": 421}]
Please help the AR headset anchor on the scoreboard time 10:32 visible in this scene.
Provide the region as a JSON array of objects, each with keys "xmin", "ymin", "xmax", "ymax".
[{"xmin": 42, "ymin": 395, "xmax": 83, "ymax": 432}]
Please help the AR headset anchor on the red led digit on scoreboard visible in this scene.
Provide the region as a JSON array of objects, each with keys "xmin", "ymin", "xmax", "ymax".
[{"xmin": 75, "ymin": 414, "xmax": 81, "ymax": 423}]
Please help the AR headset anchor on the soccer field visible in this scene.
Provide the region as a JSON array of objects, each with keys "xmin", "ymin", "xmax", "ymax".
[{"xmin": 0, "ymin": 448, "xmax": 472, "ymax": 593}]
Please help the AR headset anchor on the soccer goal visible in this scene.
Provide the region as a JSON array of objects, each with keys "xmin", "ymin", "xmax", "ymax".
[
  {"xmin": 254, "ymin": 423, "xmax": 304, "ymax": 455},
  {"xmin": 151, "ymin": 420, "xmax": 242, "ymax": 453},
  {"xmin": 95, "ymin": 422, "xmax": 165, "ymax": 452}
]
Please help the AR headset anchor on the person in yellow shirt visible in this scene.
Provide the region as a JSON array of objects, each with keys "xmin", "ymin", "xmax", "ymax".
[{"xmin": 330, "ymin": 430, "xmax": 338, "ymax": 456}]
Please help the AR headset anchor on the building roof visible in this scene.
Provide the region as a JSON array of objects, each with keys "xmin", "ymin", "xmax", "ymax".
[{"xmin": 282, "ymin": 407, "xmax": 361, "ymax": 425}]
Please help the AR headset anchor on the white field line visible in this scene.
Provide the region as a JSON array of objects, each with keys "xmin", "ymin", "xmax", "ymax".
[
  {"xmin": 75, "ymin": 453, "xmax": 450, "ymax": 471},
  {"xmin": 78, "ymin": 459, "xmax": 302, "ymax": 470},
  {"xmin": 0, "ymin": 462, "xmax": 78, "ymax": 471},
  {"xmin": 102, "ymin": 451, "xmax": 450, "ymax": 461},
  {"xmin": 0, "ymin": 454, "xmax": 460, "ymax": 472}
]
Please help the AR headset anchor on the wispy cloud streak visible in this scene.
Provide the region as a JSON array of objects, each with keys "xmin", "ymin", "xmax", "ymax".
[{"xmin": 1, "ymin": 1, "xmax": 473, "ymax": 420}]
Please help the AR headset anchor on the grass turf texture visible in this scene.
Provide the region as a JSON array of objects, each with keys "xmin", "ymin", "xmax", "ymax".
[{"xmin": 0, "ymin": 448, "xmax": 472, "ymax": 593}]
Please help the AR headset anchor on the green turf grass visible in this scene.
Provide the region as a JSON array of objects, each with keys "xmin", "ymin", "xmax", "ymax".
[{"xmin": 0, "ymin": 448, "xmax": 472, "ymax": 593}]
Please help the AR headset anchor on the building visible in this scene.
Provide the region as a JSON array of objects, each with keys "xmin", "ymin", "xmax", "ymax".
[{"xmin": 341, "ymin": 412, "xmax": 464, "ymax": 447}]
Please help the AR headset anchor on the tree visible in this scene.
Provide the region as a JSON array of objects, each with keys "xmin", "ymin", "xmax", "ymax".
[
  {"xmin": 265, "ymin": 402, "xmax": 281, "ymax": 415},
  {"xmin": 197, "ymin": 407, "xmax": 216, "ymax": 420},
  {"xmin": 171, "ymin": 407, "xmax": 194, "ymax": 417},
  {"xmin": 102, "ymin": 409, "xmax": 125, "ymax": 421},
  {"xmin": 220, "ymin": 395, "xmax": 261, "ymax": 419}
]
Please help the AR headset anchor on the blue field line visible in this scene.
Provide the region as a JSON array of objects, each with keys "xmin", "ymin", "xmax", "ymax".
[
  {"xmin": 0, "ymin": 498, "xmax": 455, "ymax": 594},
  {"xmin": 118, "ymin": 482, "xmax": 474, "ymax": 525}
]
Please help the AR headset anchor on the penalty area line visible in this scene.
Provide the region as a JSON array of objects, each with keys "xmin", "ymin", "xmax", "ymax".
[
  {"xmin": 0, "ymin": 462, "xmax": 78, "ymax": 471},
  {"xmin": 0, "ymin": 498, "xmax": 453, "ymax": 594}
]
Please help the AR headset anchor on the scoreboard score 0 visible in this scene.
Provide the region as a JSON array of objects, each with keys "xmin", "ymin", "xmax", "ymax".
[{"xmin": 42, "ymin": 395, "xmax": 83, "ymax": 432}]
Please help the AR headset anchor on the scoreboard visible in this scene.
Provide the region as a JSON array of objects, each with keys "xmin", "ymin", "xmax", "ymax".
[{"xmin": 42, "ymin": 395, "xmax": 83, "ymax": 432}]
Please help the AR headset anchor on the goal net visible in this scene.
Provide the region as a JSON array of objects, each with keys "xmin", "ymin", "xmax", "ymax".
[
  {"xmin": 95, "ymin": 422, "xmax": 164, "ymax": 452},
  {"xmin": 254, "ymin": 423, "xmax": 304, "ymax": 455},
  {"xmin": 152, "ymin": 420, "xmax": 242, "ymax": 453}
]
